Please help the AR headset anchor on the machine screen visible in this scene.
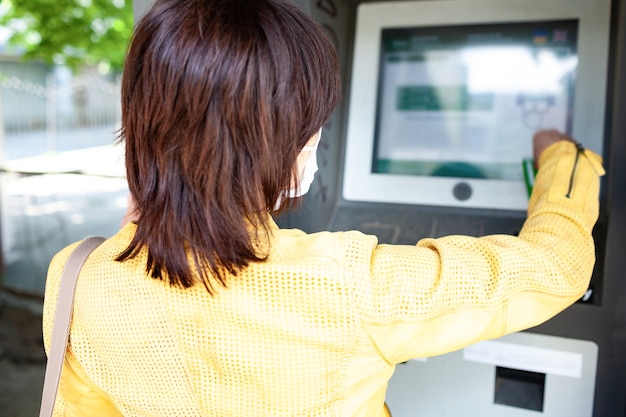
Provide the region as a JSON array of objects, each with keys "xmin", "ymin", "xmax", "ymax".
[{"xmin": 373, "ymin": 20, "xmax": 578, "ymax": 181}]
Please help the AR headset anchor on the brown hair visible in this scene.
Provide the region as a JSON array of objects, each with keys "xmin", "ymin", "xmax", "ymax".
[{"xmin": 117, "ymin": 0, "xmax": 340, "ymax": 292}]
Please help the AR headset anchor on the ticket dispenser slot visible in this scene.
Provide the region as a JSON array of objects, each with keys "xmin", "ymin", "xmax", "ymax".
[
  {"xmin": 494, "ymin": 367, "xmax": 546, "ymax": 412},
  {"xmin": 385, "ymin": 332, "xmax": 598, "ymax": 417}
]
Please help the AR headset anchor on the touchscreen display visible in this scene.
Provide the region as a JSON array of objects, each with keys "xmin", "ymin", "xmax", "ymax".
[{"xmin": 373, "ymin": 20, "xmax": 578, "ymax": 181}]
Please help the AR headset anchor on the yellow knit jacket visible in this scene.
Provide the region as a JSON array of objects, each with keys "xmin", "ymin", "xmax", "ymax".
[{"xmin": 43, "ymin": 141, "xmax": 603, "ymax": 416}]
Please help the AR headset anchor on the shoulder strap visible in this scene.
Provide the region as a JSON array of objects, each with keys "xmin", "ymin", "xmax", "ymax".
[{"xmin": 39, "ymin": 236, "xmax": 106, "ymax": 417}]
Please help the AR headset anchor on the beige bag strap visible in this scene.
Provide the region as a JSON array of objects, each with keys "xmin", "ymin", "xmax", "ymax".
[{"xmin": 39, "ymin": 236, "xmax": 106, "ymax": 417}]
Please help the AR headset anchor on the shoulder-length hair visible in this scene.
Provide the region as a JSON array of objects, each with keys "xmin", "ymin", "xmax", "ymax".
[{"xmin": 117, "ymin": 0, "xmax": 340, "ymax": 292}]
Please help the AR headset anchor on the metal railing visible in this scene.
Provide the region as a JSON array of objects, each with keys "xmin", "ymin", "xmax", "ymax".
[{"xmin": 1, "ymin": 72, "xmax": 121, "ymax": 157}]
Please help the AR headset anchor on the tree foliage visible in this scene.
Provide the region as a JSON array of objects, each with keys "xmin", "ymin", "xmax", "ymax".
[{"xmin": 0, "ymin": 0, "xmax": 133, "ymax": 73}]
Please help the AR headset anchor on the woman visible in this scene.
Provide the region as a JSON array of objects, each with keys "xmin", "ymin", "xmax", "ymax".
[{"xmin": 43, "ymin": 0, "xmax": 604, "ymax": 415}]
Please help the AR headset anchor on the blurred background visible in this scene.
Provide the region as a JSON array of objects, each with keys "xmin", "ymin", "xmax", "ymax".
[{"xmin": 0, "ymin": 1, "xmax": 133, "ymax": 415}]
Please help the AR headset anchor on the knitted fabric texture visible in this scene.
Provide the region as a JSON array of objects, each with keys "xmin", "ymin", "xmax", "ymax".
[{"xmin": 43, "ymin": 141, "xmax": 603, "ymax": 416}]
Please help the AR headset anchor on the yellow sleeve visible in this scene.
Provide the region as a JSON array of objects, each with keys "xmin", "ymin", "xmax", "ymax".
[
  {"xmin": 43, "ymin": 243, "xmax": 122, "ymax": 417},
  {"xmin": 353, "ymin": 141, "xmax": 603, "ymax": 364}
]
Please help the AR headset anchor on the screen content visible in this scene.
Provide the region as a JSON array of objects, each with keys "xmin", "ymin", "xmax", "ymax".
[{"xmin": 373, "ymin": 20, "xmax": 578, "ymax": 180}]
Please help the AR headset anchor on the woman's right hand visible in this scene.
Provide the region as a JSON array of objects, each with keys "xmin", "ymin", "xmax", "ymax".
[{"xmin": 533, "ymin": 129, "xmax": 575, "ymax": 169}]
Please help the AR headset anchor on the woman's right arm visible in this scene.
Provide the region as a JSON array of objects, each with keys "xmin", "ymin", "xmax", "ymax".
[{"xmin": 350, "ymin": 131, "xmax": 604, "ymax": 364}]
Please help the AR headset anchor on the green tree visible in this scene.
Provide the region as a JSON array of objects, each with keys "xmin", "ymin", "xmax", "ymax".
[{"xmin": 0, "ymin": 0, "xmax": 133, "ymax": 73}]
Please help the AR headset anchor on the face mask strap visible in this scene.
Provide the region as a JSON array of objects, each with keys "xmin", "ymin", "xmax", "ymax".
[{"xmin": 300, "ymin": 128, "xmax": 323, "ymax": 152}]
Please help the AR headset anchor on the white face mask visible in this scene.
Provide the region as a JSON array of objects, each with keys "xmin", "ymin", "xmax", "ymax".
[
  {"xmin": 274, "ymin": 129, "xmax": 322, "ymax": 209},
  {"xmin": 286, "ymin": 130, "xmax": 320, "ymax": 198}
]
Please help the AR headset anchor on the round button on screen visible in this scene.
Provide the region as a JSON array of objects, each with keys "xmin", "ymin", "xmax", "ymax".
[{"xmin": 453, "ymin": 182, "xmax": 472, "ymax": 201}]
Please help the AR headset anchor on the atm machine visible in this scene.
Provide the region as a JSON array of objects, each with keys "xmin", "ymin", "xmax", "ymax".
[{"xmin": 279, "ymin": 0, "xmax": 626, "ymax": 415}]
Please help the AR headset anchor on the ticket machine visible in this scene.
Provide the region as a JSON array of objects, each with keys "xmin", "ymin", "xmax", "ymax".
[{"xmin": 278, "ymin": 0, "xmax": 626, "ymax": 415}]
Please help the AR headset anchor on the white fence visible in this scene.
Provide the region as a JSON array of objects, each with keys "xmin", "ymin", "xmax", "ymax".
[{"xmin": 1, "ymin": 73, "xmax": 121, "ymax": 156}]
